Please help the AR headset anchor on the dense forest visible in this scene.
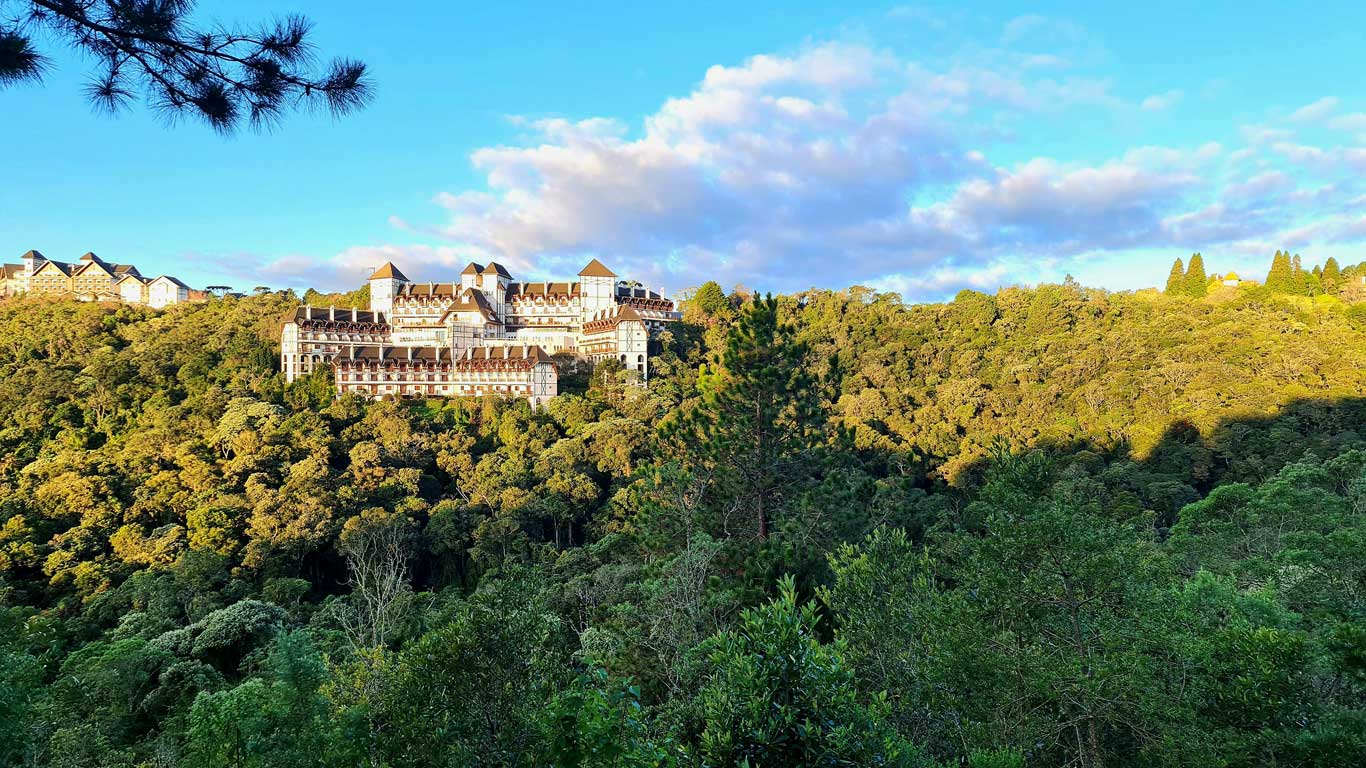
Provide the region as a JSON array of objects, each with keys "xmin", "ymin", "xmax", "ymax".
[{"xmin": 0, "ymin": 277, "xmax": 1363, "ymax": 767}]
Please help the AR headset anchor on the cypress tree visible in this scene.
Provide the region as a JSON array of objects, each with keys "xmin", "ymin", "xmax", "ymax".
[
  {"xmin": 1292, "ymin": 254, "xmax": 1308, "ymax": 295},
  {"xmin": 1323, "ymin": 257, "xmax": 1341, "ymax": 291},
  {"xmin": 1165, "ymin": 258, "xmax": 1186, "ymax": 295},
  {"xmin": 1266, "ymin": 251, "xmax": 1293, "ymax": 293},
  {"xmin": 1184, "ymin": 253, "xmax": 1208, "ymax": 298}
]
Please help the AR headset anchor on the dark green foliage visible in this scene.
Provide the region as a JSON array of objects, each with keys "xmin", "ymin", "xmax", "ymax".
[
  {"xmin": 186, "ymin": 632, "xmax": 337, "ymax": 768},
  {"xmin": 696, "ymin": 575, "xmax": 913, "ymax": 767},
  {"xmin": 3, "ymin": 2, "xmax": 371, "ymax": 133},
  {"xmin": 368, "ymin": 577, "xmax": 571, "ymax": 767},
  {"xmin": 666, "ymin": 293, "xmax": 824, "ymax": 541},
  {"xmin": 549, "ymin": 669, "xmax": 677, "ymax": 768}
]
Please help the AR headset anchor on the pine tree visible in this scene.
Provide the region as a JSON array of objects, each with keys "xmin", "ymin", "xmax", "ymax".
[
  {"xmin": 666, "ymin": 294, "xmax": 824, "ymax": 541},
  {"xmin": 1323, "ymin": 257, "xmax": 1341, "ymax": 291},
  {"xmin": 1165, "ymin": 258, "xmax": 1186, "ymax": 295},
  {"xmin": 0, "ymin": 5, "xmax": 371, "ymax": 134},
  {"xmin": 1184, "ymin": 253, "xmax": 1208, "ymax": 298},
  {"xmin": 1266, "ymin": 251, "xmax": 1293, "ymax": 293},
  {"xmin": 1292, "ymin": 254, "xmax": 1309, "ymax": 296}
]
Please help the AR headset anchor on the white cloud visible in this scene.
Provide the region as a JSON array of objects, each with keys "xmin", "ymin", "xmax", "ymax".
[
  {"xmin": 273, "ymin": 40, "xmax": 1366, "ymax": 300},
  {"xmin": 1329, "ymin": 112, "xmax": 1366, "ymax": 136},
  {"xmin": 1289, "ymin": 96, "xmax": 1340, "ymax": 122},
  {"xmin": 1141, "ymin": 90, "xmax": 1183, "ymax": 112}
]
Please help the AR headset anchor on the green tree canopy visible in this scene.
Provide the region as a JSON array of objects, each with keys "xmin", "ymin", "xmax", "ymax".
[
  {"xmin": 1185, "ymin": 253, "xmax": 1208, "ymax": 297},
  {"xmin": 1165, "ymin": 258, "xmax": 1186, "ymax": 294}
]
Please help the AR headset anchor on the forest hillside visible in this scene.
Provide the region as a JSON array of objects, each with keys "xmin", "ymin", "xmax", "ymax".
[{"xmin": 1, "ymin": 283, "xmax": 1363, "ymax": 767}]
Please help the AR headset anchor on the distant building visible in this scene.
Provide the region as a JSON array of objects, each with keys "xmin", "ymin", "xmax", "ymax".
[
  {"xmin": 115, "ymin": 274, "xmax": 148, "ymax": 304},
  {"xmin": 3, "ymin": 250, "xmax": 194, "ymax": 307},
  {"xmin": 0, "ymin": 263, "xmax": 24, "ymax": 296},
  {"xmin": 281, "ymin": 258, "xmax": 679, "ymax": 404},
  {"xmin": 148, "ymin": 275, "xmax": 191, "ymax": 308}
]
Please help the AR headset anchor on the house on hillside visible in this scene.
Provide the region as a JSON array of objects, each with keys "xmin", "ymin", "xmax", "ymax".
[
  {"xmin": 115, "ymin": 274, "xmax": 148, "ymax": 304},
  {"xmin": 3, "ymin": 249, "xmax": 194, "ymax": 307},
  {"xmin": 1, "ymin": 263, "xmax": 24, "ymax": 296},
  {"xmin": 147, "ymin": 275, "xmax": 190, "ymax": 308}
]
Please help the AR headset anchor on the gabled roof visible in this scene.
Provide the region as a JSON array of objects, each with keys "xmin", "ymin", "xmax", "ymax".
[
  {"xmin": 113, "ymin": 273, "xmax": 145, "ymax": 285},
  {"xmin": 368, "ymin": 262, "xmax": 409, "ymax": 281},
  {"xmin": 112, "ymin": 264, "xmax": 140, "ymax": 276},
  {"xmin": 582, "ymin": 304, "xmax": 647, "ymax": 332},
  {"xmin": 20, "ymin": 250, "xmax": 44, "ymax": 261},
  {"xmin": 2, "ymin": 264, "xmax": 23, "ymax": 279},
  {"xmin": 461, "ymin": 262, "xmax": 485, "ymax": 276},
  {"xmin": 439, "ymin": 288, "xmax": 498, "ymax": 323},
  {"xmin": 72, "ymin": 259, "xmax": 113, "ymax": 277},
  {"xmin": 578, "ymin": 258, "xmax": 616, "ymax": 278},
  {"xmin": 33, "ymin": 260, "xmax": 72, "ymax": 276},
  {"xmin": 151, "ymin": 275, "xmax": 190, "ymax": 289},
  {"xmin": 481, "ymin": 261, "xmax": 512, "ymax": 278},
  {"xmin": 79, "ymin": 251, "xmax": 100, "ymax": 262}
]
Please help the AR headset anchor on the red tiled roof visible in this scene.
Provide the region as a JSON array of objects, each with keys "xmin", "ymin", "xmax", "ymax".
[
  {"xmin": 369, "ymin": 262, "xmax": 410, "ymax": 281},
  {"xmin": 578, "ymin": 258, "xmax": 616, "ymax": 278}
]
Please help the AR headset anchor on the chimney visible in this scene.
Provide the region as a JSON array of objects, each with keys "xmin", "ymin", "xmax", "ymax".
[
  {"xmin": 407, "ymin": 346, "xmax": 413, "ymax": 361},
  {"xmin": 351, "ymin": 308, "xmax": 357, "ymax": 321},
  {"xmin": 329, "ymin": 305, "xmax": 335, "ymax": 321},
  {"xmin": 305, "ymin": 306, "xmax": 312, "ymax": 320}
]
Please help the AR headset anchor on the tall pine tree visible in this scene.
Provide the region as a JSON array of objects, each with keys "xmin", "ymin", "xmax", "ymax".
[
  {"xmin": 1292, "ymin": 254, "xmax": 1309, "ymax": 296},
  {"xmin": 1323, "ymin": 257, "xmax": 1341, "ymax": 292},
  {"xmin": 1266, "ymin": 251, "xmax": 1293, "ymax": 293},
  {"xmin": 1165, "ymin": 258, "xmax": 1186, "ymax": 295},
  {"xmin": 1184, "ymin": 253, "xmax": 1208, "ymax": 298},
  {"xmin": 667, "ymin": 294, "xmax": 824, "ymax": 541}
]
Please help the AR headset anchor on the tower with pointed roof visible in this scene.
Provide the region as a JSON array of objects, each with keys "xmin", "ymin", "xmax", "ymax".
[
  {"xmin": 368, "ymin": 261, "xmax": 409, "ymax": 317},
  {"xmin": 460, "ymin": 262, "xmax": 484, "ymax": 293},
  {"xmin": 578, "ymin": 258, "xmax": 616, "ymax": 320},
  {"xmin": 480, "ymin": 262, "xmax": 511, "ymax": 320},
  {"xmin": 20, "ymin": 249, "xmax": 45, "ymax": 291}
]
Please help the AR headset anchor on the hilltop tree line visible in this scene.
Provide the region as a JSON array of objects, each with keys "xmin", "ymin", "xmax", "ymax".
[
  {"xmin": 0, "ymin": 282, "xmax": 1363, "ymax": 767},
  {"xmin": 1166, "ymin": 250, "xmax": 1366, "ymax": 299}
]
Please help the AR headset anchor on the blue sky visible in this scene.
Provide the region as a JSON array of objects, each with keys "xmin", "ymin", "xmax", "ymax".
[{"xmin": 3, "ymin": 1, "xmax": 1365, "ymax": 300}]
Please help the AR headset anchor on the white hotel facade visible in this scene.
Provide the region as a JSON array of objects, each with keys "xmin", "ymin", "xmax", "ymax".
[{"xmin": 280, "ymin": 258, "xmax": 678, "ymax": 404}]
